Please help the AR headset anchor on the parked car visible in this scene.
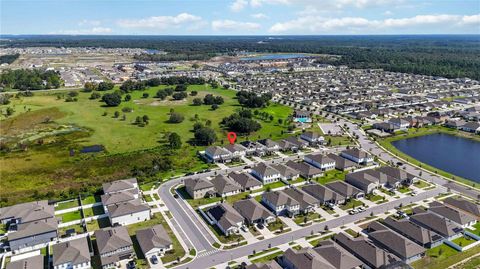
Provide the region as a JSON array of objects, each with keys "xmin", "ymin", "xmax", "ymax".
[
  {"xmin": 150, "ymin": 255, "xmax": 159, "ymax": 264},
  {"xmin": 257, "ymin": 223, "xmax": 264, "ymax": 229},
  {"xmin": 127, "ymin": 260, "xmax": 136, "ymax": 269}
]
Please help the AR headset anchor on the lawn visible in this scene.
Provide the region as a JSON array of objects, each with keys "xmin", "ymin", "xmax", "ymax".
[
  {"xmin": 414, "ymin": 180, "xmax": 431, "ymax": 189},
  {"xmin": 86, "ymin": 217, "xmax": 111, "ymax": 232},
  {"xmin": 314, "ymin": 169, "xmax": 347, "ymax": 185},
  {"xmin": 55, "ymin": 199, "xmax": 80, "ymax": 210},
  {"xmin": 467, "ymin": 222, "xmax": 480, "ymax": 236},
  {"xmin": 340, "ymin": 199, "xmax": 365, "ymax": 210},
  {"xmin": 250, "ymin": 251, "xmax": 283, "ymax": 264},
  {"xmin": 58, "ymin": 223, "xmax": 85, "ymax": 236},
  {"xmin": 293, "ymin": 212, "xmax": 321, "ymax": 225},
  {"xmin": 82, "ymin": 205, "xmax": 105, "ymax": 218},
  {"xmin": 452, "ymin": 236, "xmax": 477, "ymax": 247},
  {"xmin": 267, "ymin": 219, "xmax": 286, "ymax": 232},
  {"xmin": 0, "ymin": 85, "xmax": 293, "ymax": 205},
  {"xmin": 397, "ymin": 186, "xmax": 412, "ymax": 194},
  {"xmin": 412, "ymin": 244, "xmax": 480, "ymax": 269},
  {"xmin": 81, "ymin": 195, "xmax": 101, "ymax": 205},
  {"xmin": 57, "ymin": 210, "xmax": 83, "ymax": 223},
  {"xmin": 345, "ymin": 228, "xmax": 360, "ymax": 238},
  {"xmin": 365, "ymin": 194, "xmax": 385, "ymax": 202}
]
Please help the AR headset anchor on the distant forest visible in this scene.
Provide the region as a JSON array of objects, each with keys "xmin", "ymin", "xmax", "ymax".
[
  {"xmin": 0, "ymin": 53, "xmax": 20, "ymax": 64},
  {"xmin": 1, "ymin": 35, "xmax": 480, "ymax": 79}
]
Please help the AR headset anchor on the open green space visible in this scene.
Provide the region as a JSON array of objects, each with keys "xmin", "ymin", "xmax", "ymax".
[
  {"xmin": 55, "ymin": 199, "xmax": 80, "ymax": 210},
  {"xmin": 377, "ymin": 126, "xmax": 480, "ymax": 187},
  {"xmin": 0, "ymin": 85, "xmax": 293, "ymax": 205},
  {"xmin": 248, "ymin": 247, "xmax": 280, "ymax": 259},
  {"xmin": 345, "ymin": 228, "xmax": 360, "ymax": 238},
  {"xmin": 397, "ymin": 186, "xmax": 411, "ymax": 194},
  {"xmin": 57, "ymin": 210, "xmax": 82, "ymax": 223},
  {"xmin": 267, "ymin": 218, "xmax": 286, "ymax": 232},
  {"xmin": 467, "ymin": 222, "xmax": 480, "ymax": 236},
  {"xmin": 412, "ymin": 244, "xmax": 480, "ymax": 269},
  {"xmin": 250, "ymin": 251, "xmax": 283, "ymax": 264},
  {"xmin": 457, "ymin": 255, "xmax": 480, "ymax": 269}
]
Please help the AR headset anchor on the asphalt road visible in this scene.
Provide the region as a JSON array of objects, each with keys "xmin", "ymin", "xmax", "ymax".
[{"xmin": 174, "ymin": 187, "xmax": 443, "ymax": 269}]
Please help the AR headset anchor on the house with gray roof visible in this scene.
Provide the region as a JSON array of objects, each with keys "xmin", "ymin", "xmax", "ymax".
[
  {"xmin": 285, "ymin": 160, "xmax": 323, "ymax": 179},
  {"xmin": 443, "ymin": 197, "xmax": 480, "ymax": 218},
  {"xmin": 282, "ymin": 188, "xmax": 319, "ymax": 213},
  {"xmin": 107, "ymin": 199, "xmax": 151, "ymax": 226},
  {"xmin": 281, "ymin": 247, "xmax": 336, "ymax": 269},
  {"xmin": 8, "ymin": 217, "xmax": 58, "ymax": 251},
  {"xmin": 376, "ymin": 166, "xmax": 417, "ymax": 186},
  {"xmin": 224, "ymin": 144, "xmax": 248, "ymax": 160},
  {"xmin": 334, "ymin": 233, "xmax": 400, "ymax": 269},
  {"xmin": 204, "ymin": 146, "xmax": 232, "ymax": 163},
  {"xmin": 283, "ymin": 136, "xmax": 308, "ymax": 149},
  {"xmin": 325, "ymin": 181, "xmax": 364, "ymax": 199},
  {"xmin": 327, "ymin": 153, "xmax": 358, "ymax": 171},
  {"xmin": 136, "ymin": 224, "xmax": 172, "ymax": 259},
  {"xmin": 101, "ymin": 189, "xmax": 138, "ymax": 208},
  {"xmin": 0, "ymin": 200, "xmax": 54, "ymax": 225},
  {"xmin": 383, "ymin": 217, "xmax": 443, "ymax": 248},
  {"xmin": 410, "ymin": 208, "xmax": 463, "ymax": 240},
  {"xmin": 211, "ymin": 175, "xmax": 242, "ymax": 197},
  {"xmin": 102, "ymin": 178, "xmax": 138, "ymax": 195},
  {"xmin": 233, "ymin": 198, "xmax": 275, "ymax": 225},
  {"xmin": 95, "ymin": 227, "xmax": 134, "ymax": 269},
  {"xmin": 262, "ymin": 191, "xmax": 300, "ymax": 217},
  {"xmin": 251, "ymin": 163, "xmax": 281, "ymax": 184},
  {"xmin": 184, "ymin": 177, "xmax": 215, "ymax": 199},
  {"xmin": 428, "ymin": 201, "xmax": 477, "ymax": 228},
  {"xmin": 367, "ymin": 221, "xmax": 425, "ymax": 263},
  {"xmin": 6, "ymin": 255, "xmax": 43, "ymax": 269},
  {"xmin": 53, "ymin": 237, "xmax": 91, "ymax": 269},
  {"xmin": 300, "ymin": 131, "xmax": 325, "ymax": 146},
  {"xmin": 270, "ymin": 163, "xmax": 300, "ymax": 181},
  {"xmin": 304, "ymin": 154, "xmax": 336, "ymax": 171},
  {"xmin": 257, "ymin": 139, "xmax": 281, "ymax": 154},
  {"xmin": 345, "ymin": 170, "xmax": 381, "ymax": 194},
  {"xmin": 246, "ymin": 261, "xmax": 282, "ymax": 269},
  {"xmin": 313, "ymin": 239, "xmax": 363, "ymax": 269},
  {"xmin": 302, "ymin": 183, "xmax": 345, "ymax": 205},
  {"xmin": 340, "ymin": 148, "xmax": 374, "ymax": 165},
  {"xmin": 228, "ymin": 172, "xmax": 262, "ymax": 191},
  {"xmin": 205, "ymin": 203, "xmax": 244, "ymax": 235}
]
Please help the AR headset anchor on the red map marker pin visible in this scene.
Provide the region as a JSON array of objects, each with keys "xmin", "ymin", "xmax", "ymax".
[{"xmin": 227, "ymin": 132, "xmax": 237, "ymax": 145}]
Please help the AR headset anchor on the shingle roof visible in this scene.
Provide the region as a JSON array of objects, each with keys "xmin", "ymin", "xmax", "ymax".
[
  {"xmin": 313, "ymin": 239, "xmax": 363, "ymax": 269},
  {"xmin": 410, "ymin": 208, "xmax": 463, "ymax": 237},
  {"xmin": 270, "ymin": 163, "xmax": 299, "ymax": 179},
  {"xmin": 228, "ymin": 172, "xmax": 262, "ymax": 189},
  {"xmin": 94, "ymin": 226, "xmax": 133, "ymax": 255},
  {"xmin": 283, "ymin": 247, "xmax": 336, "ymax": 269},
  {"xmin": 211, "ymin": 175, "xmax": 242, "ymax": 194},
  {"xmin": 305, "ymin": 154, "xmax": 335, "ymax": 165},
  {"xmin": 102, "ymin": 178, "xmax": 137, "ymax": 194},
  {"xmin": 327, "ymin": 154, "xmax": 358, "ymax": 170},
  {"xmin": 443, "ymin": 197, "xmax": 480, "ymax": 217},
  {"xmin": 8, "ymin": 217, "xmax": 58, "ymax": 241},
  {"xmin": 233, "ymin": 198, "xmax": 274, "ymax": 223},
  {"xmin": 136, "ymin": 224, "xmax": 172, "ymax": 255},
  {"xmin": 262, "ymin": 191, "xmax": 300, "ymax": 207},
  {"xmin": 325, "ymin": 181, "xmax": 363, "ymax": 198},
  {"xmin": 428, "ymin": 201, "xmax": 476, "ymax": 225},
  {"xmin": 302, "ymin": 183, "xmax": 345, "ymax": 203},
  {"xmin": 6, "ymin": 255, "xmax": 43, "ymax": 269},
  {"xmin": 383, "ymin": 217, "xmax": 442, "ymax": 246},
  {"xmin": 285, "ymin": 160, "xmax": 322, "ymax": 178},
  {"xmin": 341, "ymin": 148, "xmax": 371, "ymax": 159},
  {"xmin": 53, "ymin": 237, "xmax": 90, "ymax": 267},
  {"xmin": 206, "ymin": 203, "xmax": 244, "ymax": 231},
  {"xmin": 245, "ymin": 261, "xmax": 282, "ymax": 269},
  {"xmin": 184, "ymin": 177, "xmax": 214, "ymax": 191},
  {"xmin": 101, "ymin": 189, "xmax": 137, "ymax": 206},
  {"xmin": 0, "ymin": 200, "xmax": 54, "ymax": 224},
  {"xmin": 107, "ymin": 199, "xmax": 150, "ymax": 218},
  {"xmin": 251, "ymin": 163, "xmax": 280, "ymax": 178},
  {"xmin": 282, "ymin": 188, "xmax": 318, "ymax": 211}
]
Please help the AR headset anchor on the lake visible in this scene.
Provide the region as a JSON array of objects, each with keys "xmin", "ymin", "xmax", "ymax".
[
  {"xmin": 240, "ymin": 53, "xmax": 311, "ymax": 61},
  {"xmin": 392, "ymin": 133, "xmax": 480, "ymax": 182}
]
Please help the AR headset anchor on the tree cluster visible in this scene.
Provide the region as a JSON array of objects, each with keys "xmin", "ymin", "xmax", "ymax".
[
  {"xmin": 0, "ymin": 69, "xmax": 62, "ymax": 91},
  {"xmin": 221, "ymin": 110, "xmax": 261, "ymax": 134},
  {"xmin": 236, "ymin": 91, "xmax": 272, "ymax": 108}
]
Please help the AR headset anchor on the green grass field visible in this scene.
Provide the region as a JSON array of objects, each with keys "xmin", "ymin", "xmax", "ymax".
[
  {"xmin": 0, "ymin": 85, "xmax": 293, "ymax": 205},
  {"xmin": 57, "ymin": 210, "xmax": 82, "ymax": 223},
  {"xmin": 412, "ymin": 244, "xmax": 480, "ymax": 269}
]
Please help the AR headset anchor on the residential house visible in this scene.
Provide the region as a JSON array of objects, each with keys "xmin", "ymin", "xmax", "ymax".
[
  {"xmin": 224, "ymin": 144, "xmax": 248, "ymax": 160},
  {"xmin": 8, "ymin": 218, "xmax": 58, "ymax": 251},
  {"xmin": 383, "ymin": 217, "xmax": 444, "ymax": 248},
  {"xmin": 285, "ymin": 160, "xmax": 323, "ymax": 179},
  {"xmin": 460, "ymin": 122, "xmax": 480, "ymax": 133},
  {"xmin": 240, "ymin": 141, "xmax": 266, "ymax": 156},
  {"xmin": 313, "ymin": 240, "xmax": 363, "ymax": 269},
  {"xmin": 388, "ymin": 118, "xmax": 410, "ymax": 130},
  {"xmin": 262, "ymin": 191, "xmax": 300, "ymax": 217},
  {"xmin": 409, "ymin": 208, "xmax": 463, "ymax": 240},
  {"xmin": 334, "ymin": 233, "xmax": 400, "ymax": 269},
  {"xmin": 102, "ymin": 178, "xmax": 138, "ymax": 195},
  {"xmin": 282, "ymin": 188, "xmax": 319, "ymax": 214},
  {"xmin": 136, "ymin": 224, "xmax": 172, "ymax": 259},
  {"xmin": 327, "ymin": 154, "xmax": 358, "ymax": 171},
  {"xmin": 258, "ymin": 139, "xmax": 281, "ymax": 154},
  {"xmin": 325, "ymin": 181, "xmax": 365, "ymax": 199},
  {"xmin": 281, "ymin": 247, "xmax": 336, "ymax": 269},
  {"xmin": 302, "ymin": 183, "xmax": 346, "ymax": 205},
  {"xmin": 228, "ymin": 172, "xmax": 262, "ymax": 192},
  {"xmin": 376, "ymin": 166, "xmax": 417, "ymax": 186},
  {"xmin": 184, "ymin": 178, "xmax": 215, "ymax": 200},
  {"xmin": 340, "ymin": 148, "xmax": 374, "ymax": 165},
  {"xmin": 443, "ymin": 197, "xmax": 480, "ymax": 218},
  {"xmin": 283, "ymin": 136, "xmax": 308, "ymax": 150},
  {"xmin": 271, "ymin": 164, "xmax": 300, "ymax": 181},
  {"xmin": 345, "ymin": 170, "xmax": 382, "ymax": 194},
  {"xmin": 367, "ymin": 221, "xmax": 425, "ymax": 264},
  {"xmin": 6, "ymin": 255, "xmax": 43, "ymax": 269},
  {"xmin": 0, "ymin": 200, "xmax": 54, "ymax": 225},
  {"xmin": 53, "ymin": 237, "xmax": 91, "ymax": 269},
  {"xmin": 107, "ymin": 200, "xmax": 151, "ymax": 226},
  {"xmin": 233, "ymin": 198, "xmax": 275, "ymax": 225},
  {"xmin": 428, "ymin": 201, "xmax": 477, "ymax": 228},
  {"xmin": 251, "ymin": 163, "xmax": 281, "ymax": 184},
  {"xmin": 304, "ymin": 154, "xmax": 336, "ymax": 171},
  {"xmin": 300, "ymin": 131, "xmax": 324, "ymax": 146},
  {"xmin": 246, "ymin": 261, "xmax": 282, "ymax": 269},
  {"xmin": 205, "ymin": 203, "xmax": 244, "ymax": 235},
  {"xmin": 95, "ymin": 227, "xmax": 135, "ymax": 269},
  {"xmin": 204, "ymin": 146, "xmax": 232, "ymax": 163},
  {"xmin": 211, "ymin": 175, "xmax": 242, "ymax": 197}
]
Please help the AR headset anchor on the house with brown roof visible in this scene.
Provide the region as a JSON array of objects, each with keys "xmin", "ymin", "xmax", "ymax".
[
  {"xmin": 251, "ymin": 163, "xmax": 282, "ymax": 184},
  {"xmin": 205, "ymin": 203, "xmax": 244, "ymax": 235},
  {"xmin": 0, "ymin": 200, "xmax": 54, "ymax": 225},
  {"xmin": 95, "ymin": 227, "xmax": 135, "ymax": 269},
  {"xmin": 280, "ymin": 247, "xmax": 336, "ymax": 269},
  {"xmin": 313, "ymin": 240, "xmax": 363, "ymax": 269},
  {"xmin": 383, "ymin": 217, "xmax": 444, "ymax": 248},
  {"xmin": 428, "ymin": 201, "xmax": 477, "ymax": 228},
  {"xmin": 304, "ymin": 154, "xmax": 336, "ymax": 171},
  {"xmin": 325, "ymin": 181, "xmax": 365, "ymax": 199},
  {"xmin": 211, "ymin": 175, "xmax": 242, "ymax": 197},
  {"xmin": 327, "ymin": 154, "xmax": 358, "ymax": 171},
  {"xmin": 282, "ymin": 188, "xmax": 319, "ymax": 214},
  {"xmin": 6, "ymin": 255, "xmax": 43, "ymax": 269},
  {"xmin": 443, "ymin": 197, "xmax": 480, "ymax": 218},
  {"xmin": 340, "ymin": 148, "xmax": 374, "ymax": 165},
  {"xmin": 228, "ymin": 172, "xmax": 263, "ymax": 192},
  {"xmin": 136, "ymin": 224, "xmax": 172, "ymax": 259},
  {"xmin": 246, "ymin": 261, "xmax": 282, "ymax": 269},
  {"xmin": 262, "ymin": 191, "xmax": 300, "ymax": 217},
  {"xmin": 409, "ymin": 208, "xmax": 463, "ymax": 240},
  {"xmin": 271, "ymin": 163, "xmax": 300, "ymax": 181},
  {"xmin": 285, "ymin": 160, "xmax": 323, "ymax": 179}
]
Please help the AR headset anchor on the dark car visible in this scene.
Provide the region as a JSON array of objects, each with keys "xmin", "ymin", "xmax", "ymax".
[
  {"xmin": 396, "ymin": 161, "xmax": 404, "ymax": 166},
  {"xmin": 173, "ymin": 193, "xmax": 179, "ymax": 199},
  {"xmin": 127, "ymin": 260, "xmax": 136, "ymax": 269},
  {"xmin": 150, "ymin": 255, "xmax": 159, "ymax": 264}
]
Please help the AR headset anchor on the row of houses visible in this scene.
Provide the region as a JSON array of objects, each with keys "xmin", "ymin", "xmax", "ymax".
[{"xmin": 204, "ymin": 133, "xmax": 324, "ymax": 163}]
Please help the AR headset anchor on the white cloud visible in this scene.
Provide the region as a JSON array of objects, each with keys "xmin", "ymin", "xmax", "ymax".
[
  {"xmin": 383, "ymin": 10, "xmax": 393, "ymax": 16},
  {"xmin": 230, "ymin": 0, "xmax": 248, "ymax": 12},
  {"xmin": 78, "ymin": 19, "xmax": 101, "ymax": 26},
  {"xmin": 251, "ymin": 13, "xmax": 269, "ymax": 19},
  {"xmin": 211, "ymin": 20, "xmax": 261, "ymax": 31},
  {"xmin": 117, "ymin": 13, "xmax": 202, "ymax": 29},
  {"xmin": 52, "ymin": 27, "xmax": 112, "ymax": 35},
  {"xmin": 269, "ymin": 14, "xmax": 480, "ymax": 34}
]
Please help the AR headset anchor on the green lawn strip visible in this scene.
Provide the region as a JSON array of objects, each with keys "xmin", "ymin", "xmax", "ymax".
[
  {"xmin": 267, "ymin": 219, "xmax": 286, "ymax": 232},
  {"xmin": 58, "ymin": 223, "xmax": 85, "ymax": 236},
  {"xmin": 467, "ymin": 222, "xmax": 480, "ymax": 236},
  {"xmin": 250, "ymin": 251, "xmax": 283, "ymax": 263},
  {"xmin": 81, "ymin": 195, "xmax": 101, "ymax": 205},
  {"xmin": 55, "ymin": 199, "xmax": 80, "ymax": 210},
  {"xmin": 379, "ymin": 188, "xmax": 396, "ymax": 196},
  {"xmin": 365, "ymin": 194, "xmax": 385, "ymax": 202},
  {"xmin": 308, "ymin": 234, "xmax": 333, "ymax": 247},
  {"xmin": 248, "ymin": 247, "xmax": 280, "ymax": 258},
  {"xmin": 324, "ymin": 135, "xmax": 353, "ymax": 146},
  {"xmin": 458, "ymin": 255, "xmax": 480, "ymax": 269},
  {"xmin": 340, "ymin": 199, "xmax": 365, "ymax": 210},
  {"xmin": 413, "ymin": 180, "xmax": 432, "ymax": 189},
  {"xmin": 125, "ymin": 213, "xmax": 186, "ymax": 264},
  {"xmin": 153, "ymin": 193, "xmax": 160, "ymax": 200},
  {"xmin": 82, "ymin": 205, "xmax": 105, "ymax": 218},
  {"xmin": 397, "ymin": 186, "xmax": 411, "ymax": 194},
  {"xmin": 140, "ymin": 182, "xmax": 155, "ymax": 191},
  {"xmin": 86, "ymin": 217, "xmax": 111, "ymax": 232},
  {"xmin": 57, "ymin": 210, "xmax": 82, "ymax": 222},
  {"xmin": 412, "ymin": 244, "xmax": 480, "ymax": 269},
  {"xmin": 197, "ymin": 212, "xmax": 244, "ymax": 244},
  {"xmin": 293, "ymin": 212, "xmax": 321, "ymax": 225},
  {"xmin": 452, "ymin": 236, "xmax": 477, "ymax": 247},
  {"xmin": 345, "ymin": 228, "xmax": 360, "ymax": 238},
  {"xmin": 144, "ymin": 195, "xmax": 153, "ymax": 202},
  {"xmin": 314, "ymin": 169, "xmax": 348, "ymax": 185}
]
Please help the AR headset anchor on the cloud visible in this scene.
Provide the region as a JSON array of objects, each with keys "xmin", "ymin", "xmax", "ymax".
[
  {"xmin": 269, "ymin": 14, "xmax": 480, "ymax": 34},
  {"xmin": 117, "ymin": 13, "xmax": 202, "ymax": 29},
  {"xmin": 52, "ymin": 27, "xmax": 112, "ymax": 35},
  {"xmin": 383, "ymin": 10, "xmax": 393, "ymax": 16},
  {"xmin": 251, "ymin": 13, "xmax": 269, "ymax": 19},
  {"xmin": 211, "ymin": 20, "xmax": 261, "ymax": 31},
  {"xmin": 78, "ymin": 19, "xmax": 101, "ymax": 26},
  {"xmin": 230, "ymin": 0, "xmax": 248, "ymax": 12},
  {"xmin": 229, "ymin": 0, "xmax": 290, "ymax": 11}
]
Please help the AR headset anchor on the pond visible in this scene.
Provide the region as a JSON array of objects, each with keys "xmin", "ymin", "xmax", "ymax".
[
  {"xmin": 392, "ymin": 133, "xmax": 480, "ymax": 182},
  {"xmin": 240, "ymin": 53, "xmax": 311, "ymax": 61}
]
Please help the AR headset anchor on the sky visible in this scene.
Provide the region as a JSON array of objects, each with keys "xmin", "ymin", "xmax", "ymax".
[{"xmin": 1, "ymin": 0, "xmax": 479, "ymax": 35}]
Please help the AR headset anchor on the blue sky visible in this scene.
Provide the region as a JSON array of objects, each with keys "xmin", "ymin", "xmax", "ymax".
[{"xmin": 1, "ymin": 0, "xmax": 479, "ymax": 35}]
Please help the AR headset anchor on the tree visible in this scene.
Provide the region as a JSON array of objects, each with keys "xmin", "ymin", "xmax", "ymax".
[
  {"xmin": 83, "ymin": 82, "xmax": 97, "ymax": 92},
  {"xmin": 142, "ymin": 93, "xmax": 149, "ymax": 98},
  {"xmin": 97, "ymin": 81, "xmax": 114, "ymax": 91},
  {"xmin": 114, "ymin": 111, "xmax": 120, "ymax": 118},
  {"xmin": 172, "ymin": 92, "xmax": 188, "ymax": 100},
  {"xmin": 278, "ymin": 118, "xmax": 283, "ymax": 125},
  {"xmin": 194, "ymin": 127, "xmax": 217, "ymax": 145},
  {"xmin": 192, "ymin": 98, "xmax": 203, "ymax": 106},
  {"xmin": 175, "ymin": 84, "xmax": 187, "ymax": 92},
  {"xmin": 214, "ymin": 96, "xmax": 224, "ymax": 105},
  {"xmin": 5, "ymin": 107, "xmax": 14, "ymax": 117},
  {"xmin": 168, "ymin": 132, "xmax": 182, "ymax": 149},
  {"xmin": 168, "ymin": 112, "xmax": 185, "ymax": 123},
  {"xmin": 68, "ymin": 91, "xmax": 79, "ymax": 97},
  {"xmin": 190, "ymin": 90, "xmax": 198, "ymax": 96},
  {"xmin": 142, "ymin": 115, "xmax": 149, "ymax": 124},
  {"xmin": 90, "ymin": 92, "xmax": 101, "ymax": 99},
  {"xmin": 203, "ymin": 94, "xmax": 215, "ymax": 105},
  {"xmin": 193, "ymin": 122, "xmax": 204, "ymax": 132},
  {"xmin": 102, "ymin": 92, "xmax": 122, "ymax": 107},
  {"xmin": 124, "ymin": 94, "xmax": 132, "ymax": 101},
  {"xmin": 211, "ymin": 104, "xmax": 219, "ymax": 110},
  {"xmin": 192, "ymin": 63, "xmax": 200, "ymax": 69},
  {"xmin": 156, "ymin": 90, "xmax": 168, "ymax": 100}
]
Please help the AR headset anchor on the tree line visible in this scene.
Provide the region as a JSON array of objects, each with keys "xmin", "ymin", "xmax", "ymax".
[{"xmin": 0, "ymin": 69, "xmax": 62, "ymax": 91}]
